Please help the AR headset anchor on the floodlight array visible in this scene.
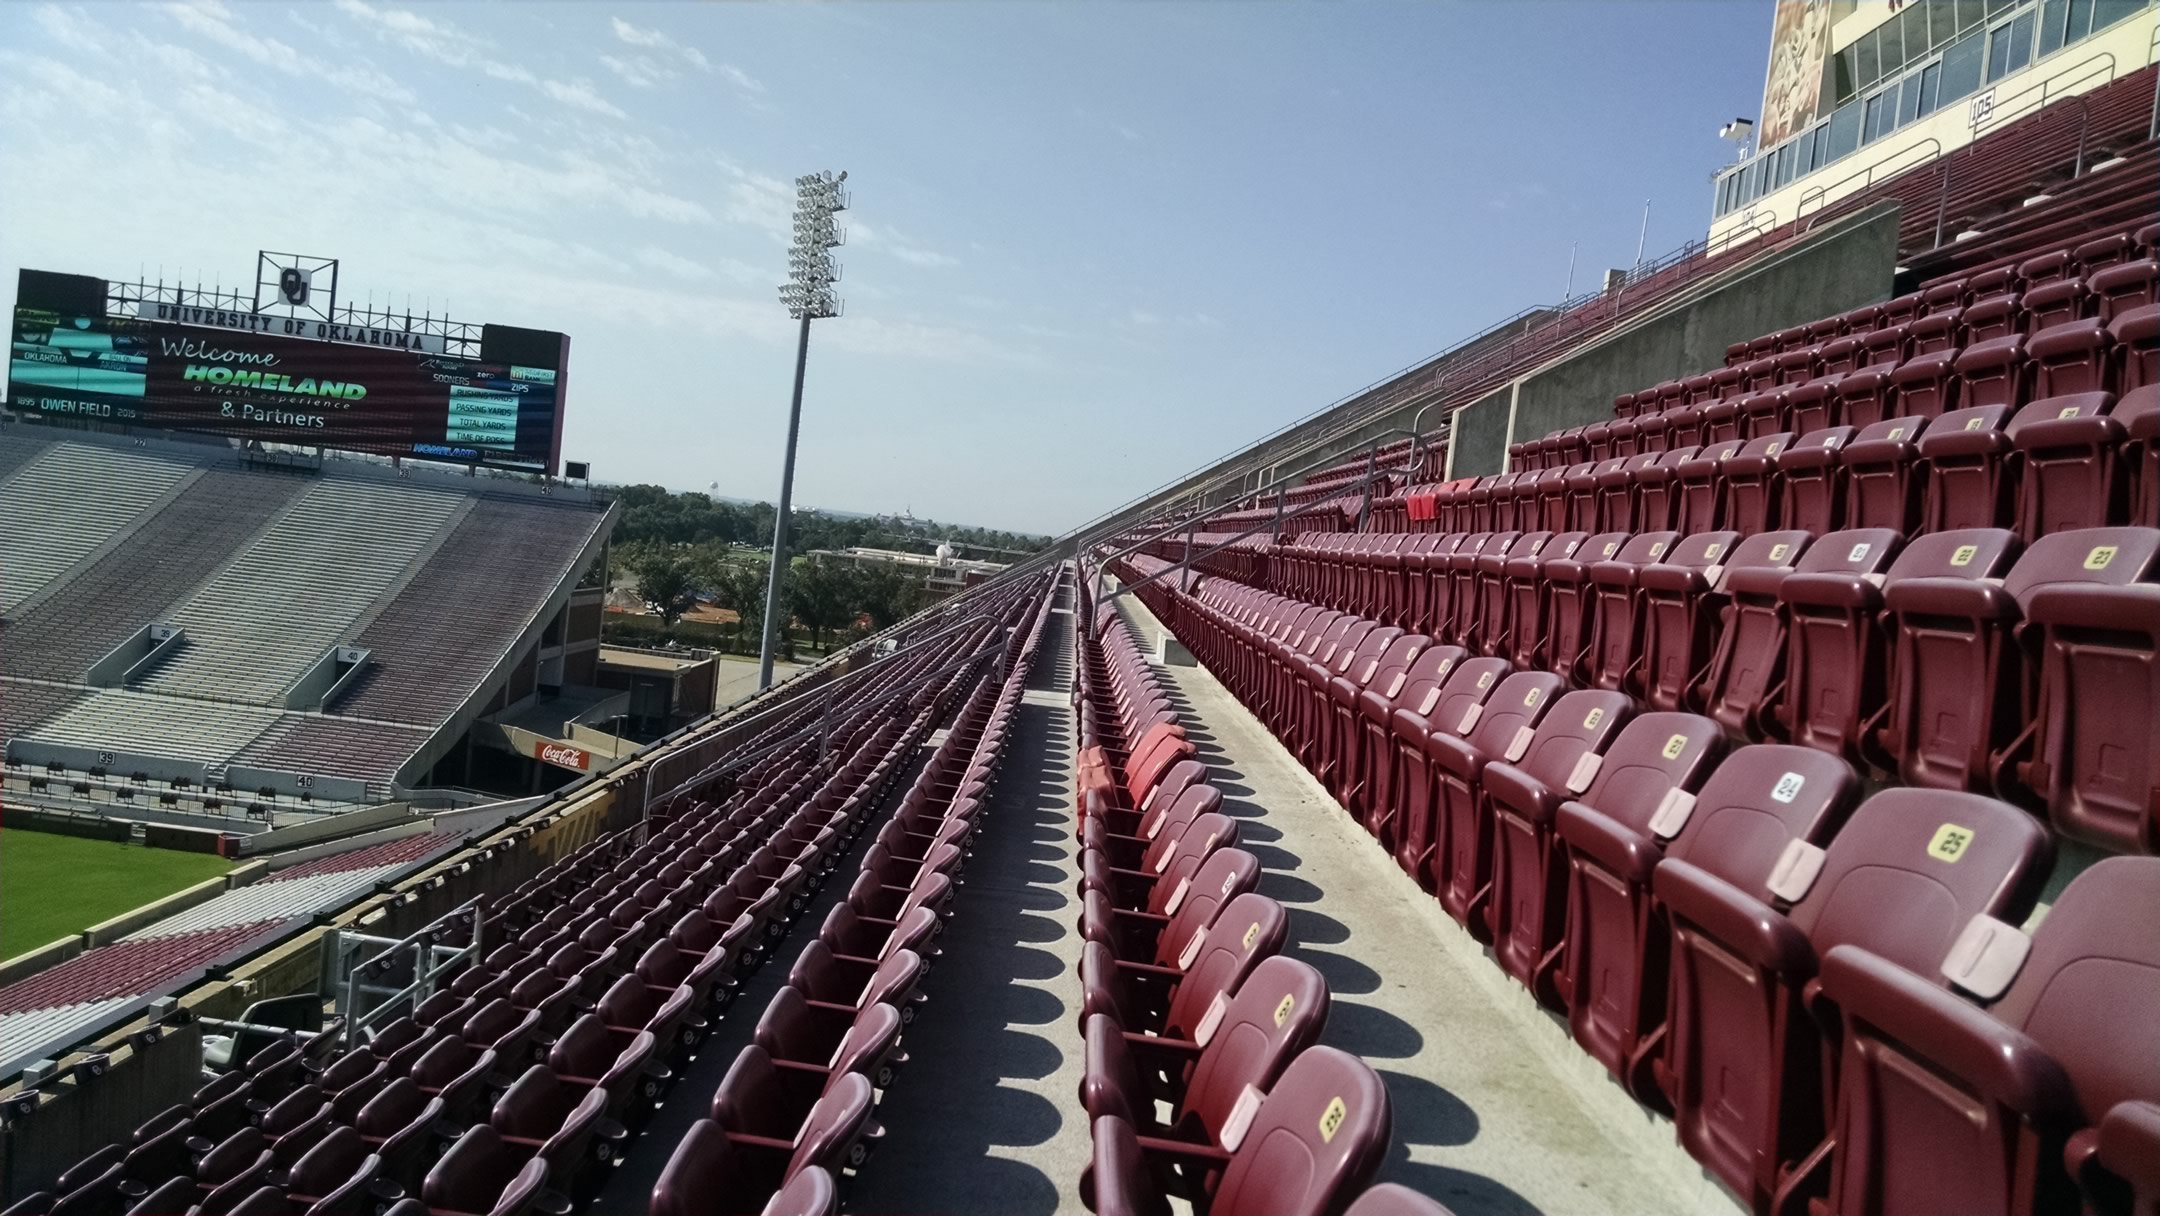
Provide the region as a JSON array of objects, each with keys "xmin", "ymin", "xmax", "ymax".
[{"xmin": 779, "ymin": 170, "xmax": 849, "ymax": 319}]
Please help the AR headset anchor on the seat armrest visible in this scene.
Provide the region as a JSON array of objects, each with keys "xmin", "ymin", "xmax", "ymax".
[
  {"xmin": 1818, "ymin": 944, "xmax": 2077, "ymax": 1122},
  {"xmin": 1654, "ymin": 859, "xmax": 1816, "ymax": 978},
  {"xmin": 1556, "ymin": 801, "xmax": 1660, "ymax": 885}
]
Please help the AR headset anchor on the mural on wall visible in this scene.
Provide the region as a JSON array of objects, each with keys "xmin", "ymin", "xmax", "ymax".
[{"xmin": 1758, "ymin": 0, "xmax": 1835, "ymax": 148}]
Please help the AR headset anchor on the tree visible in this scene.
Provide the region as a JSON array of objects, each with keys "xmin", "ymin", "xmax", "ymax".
[
  {"xmin": 635, "ymin": 555, "xmax": 700, "ymax": 627},
  {"xmin": 709, "ymin": 559, "xmax": 776, "ymax": 653},
  {"xmin": 787, "ymin": 557, "xmax": 857, "ymax": 650}
]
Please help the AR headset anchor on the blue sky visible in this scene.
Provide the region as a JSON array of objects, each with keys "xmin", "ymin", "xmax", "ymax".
[{"xmin": 0, "ymin": 1, "xmax": 1773, "ymax": 534}]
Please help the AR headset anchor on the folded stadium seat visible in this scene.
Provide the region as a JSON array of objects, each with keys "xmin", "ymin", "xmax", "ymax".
[
  {"xmin": 1532, "ymin": 466, "xmax": 1573, "ymax": 534},
  {"xmin": 1638, "ymin": 530, "xmax": 1796, "ymax": 714},
  {"xmin": 2094, "ymin": 257, "xmax": 2159, "ymax": 321},
  {"xmin": 2009, "ymin": 393, "xmax": 2129, "ymax": 537},
  {"xmin": 1428, "ymin": 669, "xmax": 1567, "ymax": 934},
  {"xmin": 1833, "ymin": 362, "xmax": 1898, "ymax": 432},
  {"xmin": 1673, "ymin": 441, "xmax": 1745, "ymax": 535},
  {"xmin": 1662, "ymin": 397, "xmax": 1708, "ymax": 449},
  {"xmin": 2021, "ymin": 274, "xmax": 2089, "ymax": 335},
  {"xmin": 1611, "ymin": 391, "xmax": 1636, "ymax": 420},
  {"xmin": 278, "ymin": 1125, "xmax": 386, "ymax": 1216},
  {"xmin": 550, "ymin": 1013, "xmax": 660, "ymax": 1122},
  {"xmin": 408, "ymin": 1035, "xmax": 499, "ymax": 1124},
  {"xmin": 1962, "ymin": 292, "xmax": 2024, "ymax": 344},
  {"xmin": 1658, "ymin": 787, "xmax": 2052, "ymax": 1213},
  {"xmin": 1878, "ymin": 290, "xmax": 1924, "ymax": 328},
  {"xmin": 1632, "ymin": 447, "xmax": 1698, "ymax": 532},
  {"xmin": 1601, "ymin": 454, "xmax": 1662, "ymax": 533},
  {"xmin": 1562, "ymin": 461, "xmax": 1604, "ymax": 534},
  {"xmin": 1079, "ymin": 848, "xmax": 1261, "ymax": 974},
  {"xmin": 1557, "ymin": 744, "xmax": 1858, "ymax": 1101},
  {"xmin": 258, "ymin": 1085, "xmax": 335, "ymax": 1164},
  {"xmin": 1539, "ymin": 531, "xmax": 1631, "ymax": 684},
  {"xmin": 1955, "ymin": 335, "xmax": 2032, "ymax": 412},
  {"xmin": 1719, "ymin": 432, "xmax": 1795, "ymax": 535},
  {"xmin": 488, "ymin": 1066, "xmax": 608, "ymax": 1177},
  {"xmin": 1583, "ymin": 532, "xmax": 1680, "ymax": 693},
  {"xmin": 1083, "ymin": 1046, "xmax": 1391, "ymax": 1216},
  {"xmin": 1806, "ymin": 856, "xmax": 2160, "ymax": 1216},
  {"xmin": 2017, "ymin": 547, "xmax": 2160, "ymax": 854},
  {"xmin": 1319, "ymin": 631, "xmax": 1426, "ymax": 810},
  {"xmin": 1890, "ymin": 349, "xmax": 1960, "ymax": 420},
  {"xmin": 1077, "ymin": 893, "xmax": 1289, "ymax": 1040},
  {"xmin": 1632, "ymin": 408, "xmax": 1672, "ymax": 456},
  {"xmin": 1700, "ymin": 395, "xmax": 1744, "ymax": 446},
  {"xmin": 1881, "ymin": 527, "xmax": 2158, "ymax": 799},
  {"xmin": 1784, "ymin": 376, "xmax": 1843, "ymax": 435},
  {"xmin": 1817, "ymin": 335, "xmax": 1865, "ymax": 378},
  {"xmin": 419, "ymin": 1124, "xmax": 549, "ymax": 1216},
  {"xmin": 1776, "ymin": 427, "xmax": 1856, "ymax": 534},
  {"xmin": 1699, "ymin": 531, "xmax": 1892, "ymax": 741},
  {"xmin": 1261, "ymin": 611, "xmax": 1353, "ymax": 736},
  {"xmin": 1078, "ymin": 955, "xmax": 1329, "ymax": 1164},
  {"xmin": 1909, "ymin": 302, "xmax": 1964, "ymax": 356},
  {"xmin": 1470, "ymin": 532, "xmax": 1545, "ymax": 657},
  {"xmin": 1383, "ymin": 534, "xmax": 1447, "ymax": 629},
  {"xmin": 1918, "ymin": 405, "xmax": 2018, "ymax": 531},
  {"xmin": 1860, "ymin": 321, "xmax": 1911, "ymax": 368},
  {"xmin": 1774, "ymin": 347, "xmax": 1819, "ymax": 388},
  {"xmin": 1510, "ymin": 471, "xmax": 1550, "ymax": 538},
  {"xmin": 1609, "ymin": 415, "xmax": 1643, "ymax": 458},
  {"xmin": 1736, "ymin": 390, "xmax": 1790, "ymax": 441},
  {"xmin": 753, "ymin": 988, "xmax": 906, "ymax": 1095},
  {"xmin": 664, "ymin": 1075, "xmax": 871, "ymax": 1215},
  {"xmin": 1507, "ymin": 441, "xmax": 1527, "ymax": 469},
  {"xmin": 1779, "ymin": 529, "xmax": 2015, "ymax": 765},
  {"xmin": 1839, "ymin": 416, "xmax": 1930, "ymax": 532},
  {"xmin": 2116, "ymin": 295, "xmax": 2160, "ymax": 392},
  {"xmin": 1354, "ymin": 642, "xmax": 1463, "ymax": 843},
  {"xmin": 1740, "ymin": 355, "xmax": 1780, "ymax": 395},
  {"xmin": 2076, "ymin": 233, "xmax": 2137, "ymax": 276},
  {"xmin": 1287, "ymin": 619, "xmax": 1390, "ymax": 765},
  {"xmin": 1488, "ymin": 711, "xmax": 1721, "ymax": 1007},
  {"xmin": 1583, "ymin": 423, "xmax": 1614, "ymax": 463},
  {"xmin": 1502, "ymin": 531, "xmax": 1589, "ymax": 670},
  {"xmin": 1724, "ymin": 340, "xmax": 1750, "ymax": 367},
  {"xmin": 1587, "ymin": 457, "xmax": 1633, "ymax": 531},
  {"xmin": 2121, "ymin": 386, "xmax": 2160, "ymax": 526},
  {"xmin": 2027, "ymin": 316, "xmax": 2112, "ymax": 397},
  {"xmin": 1446, "ymin": 533, "xmax": 1517, "ymax": 647},
  {"xmin": 354, "ymin": 1080, "xmax": 445, "ymax": 1189},
  {"xmin": 1387, "ymin": 655, "xmax": 1512, "ymax": 881}
]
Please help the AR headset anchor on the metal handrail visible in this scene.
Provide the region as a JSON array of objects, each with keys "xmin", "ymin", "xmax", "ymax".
[
  {"xmin": 1797, "ymin": 137, "xmax": 1944, "ymax": 219},
  {"xmin": 1081, "ymin": 428, "xmax": 1425, "ymax": 563},
  {"xmin": 1971, "ymin": 50, "xmax": 2116, "ymax": 139}
]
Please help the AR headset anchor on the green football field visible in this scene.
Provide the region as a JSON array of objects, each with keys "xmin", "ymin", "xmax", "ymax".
[{"xmin": 0, "ymin": 831, "xmax": 232, "ymax": 958}]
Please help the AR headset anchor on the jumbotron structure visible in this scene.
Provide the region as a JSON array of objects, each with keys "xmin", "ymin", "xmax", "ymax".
[{"xmin": 2, "ymin": 6, "xmax": 2157, "ymax": 1216}]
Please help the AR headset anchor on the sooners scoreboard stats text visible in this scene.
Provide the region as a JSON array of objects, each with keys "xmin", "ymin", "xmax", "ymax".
[{"xmin": 5, "ymin": 269, "xmax": 568, "ymax": 474}]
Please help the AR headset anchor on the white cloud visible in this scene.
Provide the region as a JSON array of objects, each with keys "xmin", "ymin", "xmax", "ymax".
[
  {"xmin": 611, "ymin": 16, "xmax": 711, "ymax": 72},
  {"xmin": 635, "ymin": 246, "xmax": 712, "ymax": 281},
  {"xmin": 601, "ymin": 54, "xmax": 672, "ymax": 88},
  {"xmin": 1128, "ymin": 309, "xmax": 1162, "ymax": 326},
  {"xmin": 892, "ymin": 246, "xmax": 958, "ymax": 269},
  {"xmin": 335, "ymin": 0, "xmax": 621, "ymax": 118},
  {"xmin": 543, "ymin": 78, "xmax": 627, "ymax": 119},
  {"xmin": 719, "ymin": 64, "xmax": 764, "ymax": 94},
  {"xmin": 32, "ymin": 5, "xmax": 111, "ymax": 55}
]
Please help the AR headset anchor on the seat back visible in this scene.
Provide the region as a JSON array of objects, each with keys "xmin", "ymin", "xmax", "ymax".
[
  {"xmin": 1721, "ymin": 432, "xmax": 1794, "ymax": 533},
  {"xmin": 1205, "ymin": 1047, "xmax": 1394, "ymax": 1216},
  {"xmin": 784, "ymin": 1072, "xmax": 876, "ymax": 1183},
  {"xmin": 1636, "ymin": 448, "xmax": 1700, "ymax": 529},
  {"xmin": 1779, "ymin": 427, "xmax": 1857, "ymax": 534},
  {"xmin": 1636, "ymin": 531, "xmax": 1748, "ymax": 712},
  {"xmin": 765, "ymin": 1165, "xmax": 840, "ymax": 1216},
  {"xmin": 1169, "ymin": 955, "xmax": 1332, "ymax": 1143},
  {"xmin": 1918, "ymin": 405, "xmax": 2016, "ymax": 531},
  {"xmin": 1164, "ymin": 894, "xmax": 1288, "ymax": 1039},
  {"xmin": 1585, "ymin": 532, "xmax": 1679, "ymax": 692},
  {"xmin": 1152, "ymin": 848, "xmax": 1263, "ymax": 969},
  {"xmin": 2021, "ymin": 531, "xmax": 2160, "ymax": 851},
  {"xmin": 1541, "ymin": 532, "xmax": 1630, "ymax": 677},
  {"xmin": 1427, "ymin": 657, "xmax": 1511, "ymax": 738},
  {"xmin": 1840, "ymin": 416, "xmax": 1930, "ymax": 531},
  {"xmin": 1514, "ymin": 691, "xmax": 1635, "ymax": 791},
  {"xmin": 1675, "ymin": 441, "xmax": 1745, "ymax": 533},
  {"xmin": 1388, "ymin": 646, "xmax": 1468, "ymax": 727},
  {"xmin": 1821, "ymin": 857, "xmax": 2160, "ymax": 1216}
]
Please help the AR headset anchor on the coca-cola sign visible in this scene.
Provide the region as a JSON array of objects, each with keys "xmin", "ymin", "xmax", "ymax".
[{"xmin": 535, "ymin": 741, "xmax": 590, "ymax": 771}]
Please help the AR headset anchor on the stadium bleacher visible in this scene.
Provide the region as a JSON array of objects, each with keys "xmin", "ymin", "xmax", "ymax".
[
  {"xmin": 5, "ymin": 9, "xmax": 2159, "ymax": 1216},
  {"xmin": 0, "ymin": 426, "xmax": 614, "ymax": 812}
]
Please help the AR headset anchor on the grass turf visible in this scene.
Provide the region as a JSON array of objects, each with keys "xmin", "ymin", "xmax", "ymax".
[{"xmin": 0, "ymin": 830, "xmax": 231, "ymax": 958}]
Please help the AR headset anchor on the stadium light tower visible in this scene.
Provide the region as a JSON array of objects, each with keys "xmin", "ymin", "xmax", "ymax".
[{"xmin": 758, "ymin": 169, "xmax": 849, "ymax": 690}]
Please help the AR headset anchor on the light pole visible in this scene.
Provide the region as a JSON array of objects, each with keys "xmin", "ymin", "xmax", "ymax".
[{"xmin": 758, "ymin": 170, "xmax": 848, "ymax": 691}]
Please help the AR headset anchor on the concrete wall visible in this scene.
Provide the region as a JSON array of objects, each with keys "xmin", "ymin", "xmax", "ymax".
[{"xmin": 1446, "ymin": 203, "xmax": 1902, "ymax": 477}]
